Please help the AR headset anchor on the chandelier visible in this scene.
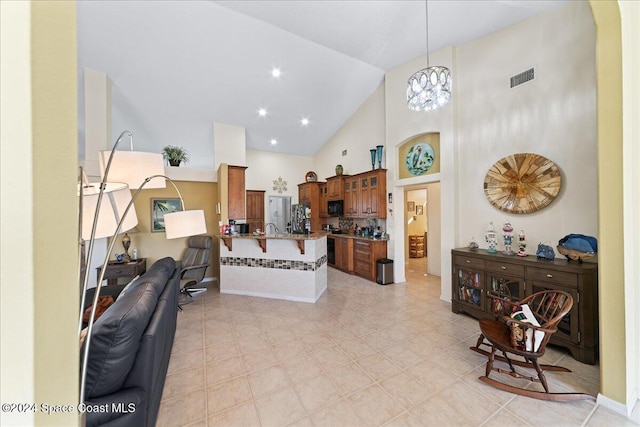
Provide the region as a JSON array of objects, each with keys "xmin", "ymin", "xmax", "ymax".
[{"xmin": 406, "ymin": 0, "xmax": 452, "ymax": 111}]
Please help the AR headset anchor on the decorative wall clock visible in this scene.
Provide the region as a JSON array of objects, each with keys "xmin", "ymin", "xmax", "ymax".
[{"xmin": 484, "ymin": 153, "xmax": 561, "ymax": 214}]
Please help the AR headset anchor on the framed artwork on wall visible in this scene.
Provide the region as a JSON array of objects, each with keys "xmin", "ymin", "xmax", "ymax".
[
  {"xmin": 407, "ymin": 201, "xmax": 415, "ymax": 211},
  {"xmin": 151, "ymin": 198, "xmax": 181, "ymax": 232},
  {"xmin": 398, "ymin": 133, "xmax": 441, "ymax": 179},
  {"xmin": 416, "ymin": 205, "xmax": 423, "ymax": 215}
]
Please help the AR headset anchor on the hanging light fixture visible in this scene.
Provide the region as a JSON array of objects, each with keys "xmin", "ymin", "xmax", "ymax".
[{"xmin": 407, "ymin": 0, "xmax": 452, "ymax": 111}]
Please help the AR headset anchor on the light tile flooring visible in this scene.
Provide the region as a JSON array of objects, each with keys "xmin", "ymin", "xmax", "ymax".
[{"xmin": 157, "ymin": 258, "xmax": 638, "ymax": 427}]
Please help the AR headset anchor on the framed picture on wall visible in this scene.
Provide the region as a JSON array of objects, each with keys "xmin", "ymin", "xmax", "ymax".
[
  {"xmin": 151, "ymin": 198, "xmax": 181, "ymax": 232},
  {"xmin": 407, "ymin": 201, "xmax": 415, "ymax": 211},
  {"xmin": 416, "ymin": 205, "xmax": 423, "ymax": 215}
]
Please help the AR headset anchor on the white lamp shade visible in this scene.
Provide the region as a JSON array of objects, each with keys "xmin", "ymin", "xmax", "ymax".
[
  {"xmin": 80, "ymin": 182, "xmax": 138, "ymax": 240},
  {"xmin": 99, "ymin": 151, "xmax": 166, "ymax": 189},
  {"xmin": 164, "ymin": 210, "xmax": 207, "ymax": 239}
]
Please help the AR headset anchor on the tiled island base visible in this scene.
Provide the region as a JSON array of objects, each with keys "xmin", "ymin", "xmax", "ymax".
[{"xmin": 219, "ymin": 234, "xmax": 327, "ymax": 303}]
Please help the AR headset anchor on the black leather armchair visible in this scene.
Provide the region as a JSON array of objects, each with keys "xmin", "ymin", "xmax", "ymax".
[{"xmin": 177, "ymin": 236, "xmax": 212, "ymax": 302}]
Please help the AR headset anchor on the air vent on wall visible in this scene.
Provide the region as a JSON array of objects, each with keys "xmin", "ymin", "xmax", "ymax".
[{"xmin": 510, "ymin": 68, "xmax": 535, "ymax": 88}]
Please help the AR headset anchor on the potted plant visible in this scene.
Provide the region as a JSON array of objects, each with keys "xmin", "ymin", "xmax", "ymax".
[{"xmin": 162, "ymin": 145, "xmax": 189, "ymax": 167}]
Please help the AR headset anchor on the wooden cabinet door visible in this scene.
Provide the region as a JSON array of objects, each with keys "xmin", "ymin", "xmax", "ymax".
[
  {"xmin": 246, "ymin": 190, "xmax": 265, "ymax": 233},
  {"xmin": 344, "ymin": 178, "xmax": 359, "ymax": 217},
  {"xmin": 326, "ymin": 176, "xmax": 344, "ymax": 200},
  {"xmin": 299, "ymin": 184, "xmax": 310, "ymax": 203},
  {"xmin": 319, "ymin": 183, "xmax": 329, "ymax": 218},
  {"xmin": 359, "ymin": 175, "xmax": 371, "ymax": 216},
  {"xmin": 228, "ymin": 165, "xmax": 247, "ymax": 221},
  {"xmin": 359, "ymin": 170, "xmax": 386, "ymax": 218}
]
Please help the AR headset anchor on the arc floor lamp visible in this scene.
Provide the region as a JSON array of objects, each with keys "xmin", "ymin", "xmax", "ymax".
[{"xmin": 78, "ymin": 131, "xmax": 206, "ymax": 410}]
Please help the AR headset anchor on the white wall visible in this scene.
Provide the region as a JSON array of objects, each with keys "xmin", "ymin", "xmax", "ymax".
[
  {"xmin": 245, "ymin": 149, "xmax": 314, "ymax": 207},
  {"xmin": 313, "ymin": 84, "xmax": 386, "ymax": 179},
  {"xmin": 385, "ymin": 46, "xmax": 456, "ymax": 290},
  {"xmin": 455, "ymin": 2, "xmax": 597, "ymax": 256},
  {"xmin": 426, "ymin": 183, "xmax": 441, "ymax": 276},
  {"xmin": 214, "ymin": 122, "xmax": 246, "ymax": 169}
]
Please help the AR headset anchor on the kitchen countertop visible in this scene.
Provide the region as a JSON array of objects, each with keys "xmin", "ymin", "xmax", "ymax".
[
  {"xmin": 323, "ymin": 232, "xmax": 389, "ymax": 242},
  {"xmin": 220, "ymin": 232, "xmax": 327, "ymax": 241}
]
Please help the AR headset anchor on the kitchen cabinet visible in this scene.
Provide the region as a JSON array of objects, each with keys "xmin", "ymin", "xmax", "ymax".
[
  {"xmin": 344, "ymin": 177, "xmax": 359, "ymax": 217},
  {"xmin": 217, "ymin": 163, "xmax": 247, "ymax": 225},
  {"xmin": 319, "ymin": 183, "xmax": 329, "ymax": 218},
  {"xmin": 298, "ymin": 182, "xmax": 322, "ymax": 232},
  {"xmin": 245, "ymin": 190, "xmax": 265, "ymax": 233},
  {"xmin": 326, "ymin": 175, "xmax": 346, "ymax": 201},
  {"xmin": 359, "ymin": 169, "xmax": 386, "ymax": 218},
  {"xmin": 343, "ymin": 169, "xmax": 386, "ymax": 219},
  {"xmin": 451, "ymin": 248, "xmax": 598, "ymax": 364},
  {"xmin": 353, "ymin": 239, "xmax": 387, "ymax": 282},
  {"xmin": 330, "ymin": 235, "xmax": 354, "ymax": 273}
]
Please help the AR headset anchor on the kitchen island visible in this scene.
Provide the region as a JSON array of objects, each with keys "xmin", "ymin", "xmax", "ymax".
[{"xmin": 219, "ymin": 233, "xmax": 327, "ymax": 303}]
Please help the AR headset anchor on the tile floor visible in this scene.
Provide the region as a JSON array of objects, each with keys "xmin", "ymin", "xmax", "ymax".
[{"xmin": 157, "ymin": 258, "xmax": 638, "ymax": 427}]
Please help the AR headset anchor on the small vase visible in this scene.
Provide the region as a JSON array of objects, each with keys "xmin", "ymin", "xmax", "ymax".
[
  {"xmin": 369, "ymin": 149, "xmax": 376, "ymax": 170},
  {"xmin": 169, "ymin": 160, "xmax": 181, "ymax": 167},
  {"xmin": 335, "ymin": 164, "xmax": 343, "ymax": 175},
  {"xmin": 376, "ymin": 145, "xmax": 383, "ymax": 169}
]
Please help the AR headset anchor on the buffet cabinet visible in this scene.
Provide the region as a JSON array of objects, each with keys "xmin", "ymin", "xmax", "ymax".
[{"xmin": 451, "ymin": 248, "xmax": 599, "ymax": 364}]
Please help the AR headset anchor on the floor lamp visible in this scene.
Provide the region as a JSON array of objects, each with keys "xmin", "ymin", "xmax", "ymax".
[
  {"xmin": 78, "ymin": 131, "xmax": 206, "ymax": 408},
  {"xmin": 80, "ymin": 174, "xmax": 206, "ymax": 403}
]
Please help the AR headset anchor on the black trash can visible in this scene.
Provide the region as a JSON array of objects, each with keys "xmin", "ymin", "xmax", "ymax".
[{"xmin": 376, "ymin": 258, "xmax": 394, "ymax": 285}]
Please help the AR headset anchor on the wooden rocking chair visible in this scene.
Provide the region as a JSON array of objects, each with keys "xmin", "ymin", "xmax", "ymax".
[{"xmin": 470, "ymin": 288, "xmax": 594, "ymax": 402}]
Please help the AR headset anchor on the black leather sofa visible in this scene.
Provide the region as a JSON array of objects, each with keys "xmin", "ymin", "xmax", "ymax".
[{"xmin": 82, "ymin": 257, "xmax": 179, "ymax": 427}]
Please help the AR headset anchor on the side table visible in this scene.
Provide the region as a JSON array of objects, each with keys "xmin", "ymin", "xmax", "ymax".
[{"xmin": 96, "ymin": 258, "xmax": 146, "ymax": 286}]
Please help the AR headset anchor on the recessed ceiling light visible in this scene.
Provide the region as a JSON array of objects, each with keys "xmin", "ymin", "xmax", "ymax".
[
  {"xmin": 270, "ymin": 139, "xmax": 278, "ymax": 145},
  {"xmin": 301, "ymin": 118, "xmax": 310, "ymax": 126},
  {"xmin": 271, "ymin": 68, "xmax": 281, "ymax": 78},
  {"xmin": 258, "ymin": 108, "xmax": 267, "ymax": 117}
]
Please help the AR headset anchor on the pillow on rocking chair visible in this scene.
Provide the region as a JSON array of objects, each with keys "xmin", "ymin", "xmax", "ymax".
[{"xmin": 510, "ymin": 304, "xmax": 544, "ymax": 352}]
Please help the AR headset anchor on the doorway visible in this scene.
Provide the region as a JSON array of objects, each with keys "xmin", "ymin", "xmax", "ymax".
[
  {"xmin": 268, "ymin": 196, "xmax": 291, "ymax": 233},
  {"xmin": 404, "ymin": 183, "xmax": 441, "ymax": 281}
]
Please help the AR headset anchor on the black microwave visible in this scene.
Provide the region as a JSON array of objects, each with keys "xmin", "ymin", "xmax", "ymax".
[{"xmin": 328, "ymin": 200, "xmax": 343, "ymax": 216}]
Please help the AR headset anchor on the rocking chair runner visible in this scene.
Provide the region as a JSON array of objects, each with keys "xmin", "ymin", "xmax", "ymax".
[{"xmin": 471, "ymin": 288, "xmax": 594, "ymax": 402}]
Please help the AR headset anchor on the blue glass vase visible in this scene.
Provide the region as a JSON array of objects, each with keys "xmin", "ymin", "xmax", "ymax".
[
  {"xmin": 370, "ymin": 149, "xmax": 376, "ymax": 170},
  {"xmin": 376, "ymin": 145, "xmax": 383, "ymax": 169}
]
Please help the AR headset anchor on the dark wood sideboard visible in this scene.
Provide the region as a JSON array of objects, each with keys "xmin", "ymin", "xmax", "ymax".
[{"xmin": 451, "ymin": 248, "xmax": 598, "ymax": 364}]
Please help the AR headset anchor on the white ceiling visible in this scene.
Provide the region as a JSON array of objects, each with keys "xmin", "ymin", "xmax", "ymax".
[{"xmin": 77, "ymin": 0, "xmax": 566, "ymax": 160}]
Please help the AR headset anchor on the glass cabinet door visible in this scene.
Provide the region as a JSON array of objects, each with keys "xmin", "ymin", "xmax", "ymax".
[
  {"xmin": 487, "ymin": 275, "xmax": 524, "ymax": 316},
  {"xmin": 526, "ymin": 281, "xmax": 579, "ymax": 343},
  {"xmin": 454, "ymin": 267, "xmax": 484, "ymax": 311}
]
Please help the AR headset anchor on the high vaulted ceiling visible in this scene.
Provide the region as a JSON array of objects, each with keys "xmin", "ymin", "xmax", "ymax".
[{"xmin": 77, "ymin": 0, "xmax": 566, "ymax": 164}]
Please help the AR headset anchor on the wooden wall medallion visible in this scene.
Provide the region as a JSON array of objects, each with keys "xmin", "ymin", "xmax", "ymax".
[{"xmin": 484, "ymin": 153, "xmax": 561, "ymax": 214}]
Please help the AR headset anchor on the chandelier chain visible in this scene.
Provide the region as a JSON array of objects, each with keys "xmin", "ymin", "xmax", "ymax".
[{"xmin": 425, "ymin": 0, "xmax": 430, "ymax": 68}]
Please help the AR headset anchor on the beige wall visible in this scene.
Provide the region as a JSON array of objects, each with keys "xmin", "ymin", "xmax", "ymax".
[
  {"xmin": 619, "ymin": 0, "xmax": 640, "ymax": 411},
  {"xmin": 591, "ymin": 0, "xmax": 626, "ymax": 408},
  {"xmin": 0, "ymin": 1, "xmax": 79, "ymax": 426},
  {"xmin": 127, "ymin": 181, "xmax": 219, "ymax": 280},
  {"xmin": 406, "ymin": 190, "xmax": 427, "ymax": 238}
]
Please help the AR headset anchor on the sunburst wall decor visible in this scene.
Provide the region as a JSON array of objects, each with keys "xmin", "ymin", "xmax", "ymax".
[{"xmin": 484, "ymin": 153, "xmax": 561, "ymax": 214}]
